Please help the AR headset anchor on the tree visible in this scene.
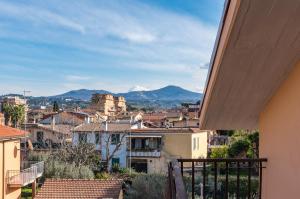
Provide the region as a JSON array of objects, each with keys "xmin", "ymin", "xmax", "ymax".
[
  {"xmin": 2, "ymin": 104, "xmax": 25, "ymax": 127},
  {"xmin": 53, "ymin": 101, "xmax": 59, "ymax": 112},
  {"xmin": 103, "ymin": 132, "xmax": 127, "ymax": 172}
]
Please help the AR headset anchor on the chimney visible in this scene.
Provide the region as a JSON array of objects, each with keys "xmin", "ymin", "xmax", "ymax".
[{"xmin": 51, "ymin": 116, "xmax": 55, "ymax": 130}]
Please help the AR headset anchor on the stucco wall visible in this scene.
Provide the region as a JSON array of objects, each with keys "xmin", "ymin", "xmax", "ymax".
[
  {"xmin": 164, "ymin": 134, "xmax": 192, "ymax": 159},
  {"xmin": 259, "ymin": 61, "xmax": 300, "ymax": 199},
  {"xmin": 191, "ymin": 132, "xmax": 208, "ymax": 158},
  {"xmin": 2, "ymin": 139, "xmax": 21, "ymax": 199}
]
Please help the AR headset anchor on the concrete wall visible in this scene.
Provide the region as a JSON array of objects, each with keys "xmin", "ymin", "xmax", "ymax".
[
  {"xmin": 164, "ymin": 134, "xmax": 192, "ymax": 159},
  {"xmin": 259, "ymin": 61, "xmax": 300, "ymax": 199},
  {"xmin": 0, "ymin": 139, "xmax": 21, "ymax": 199}
]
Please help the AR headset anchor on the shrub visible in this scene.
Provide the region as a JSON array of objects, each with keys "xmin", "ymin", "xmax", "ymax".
[
  {"xmin": 45, "ymin": 160, "xmax": 94, "ymax": 179},
  {"xmin": 210, "ymin": 146, "xmax": 228, "ymax": 158},
  {"xmin": 125, "ymin": 173, "xmax": 167, "ymax": 199},
  {"xmin": 95, "ymin": 172, "xmax": 112, "ymax": 180}
]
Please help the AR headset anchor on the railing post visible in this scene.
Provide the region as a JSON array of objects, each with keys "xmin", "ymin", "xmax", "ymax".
[{"xmin": 32, "ymin": 179, "xmax": 37, "ymax": 198}]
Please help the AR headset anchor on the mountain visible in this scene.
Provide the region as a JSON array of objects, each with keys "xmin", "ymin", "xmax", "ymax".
[
  {"xmin": 119, "ymin": 86, "xmax": 201, "ymax": 101},
  {"xmin": 27, "ymin": 85, "xmax": 202, "ymax": 108},
  {"xmin": 53, "ymin": 89, "xmax": 112, "ymax": 101}
]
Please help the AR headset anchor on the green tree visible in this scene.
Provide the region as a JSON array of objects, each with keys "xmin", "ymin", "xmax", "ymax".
[
  {"xmin": 53, "ymin": 101, "xmax": 59, "ymax": 112},
  {"xmin": 2, "ymin": 104, "xmax": 25, "ymax": 127}
]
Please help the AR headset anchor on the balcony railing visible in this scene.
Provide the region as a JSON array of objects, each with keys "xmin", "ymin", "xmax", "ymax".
[
  {"xmin": 127, "ymin": 150, "xmax": 161, "ymax": 157},
  {"xmin": 167, "ymin": 158, "xmax": 267, "ymax": 199},
  {"xmin": 7, "ymin": 161, "xmax": 44, "ymax": 187}
]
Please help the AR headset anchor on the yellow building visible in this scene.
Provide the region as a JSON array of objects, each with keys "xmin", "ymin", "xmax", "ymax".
[
  {"xmin": 0, "ymin": 125, "xmax": 44, "ymax": 199},
  {"xmin": 128, "ymin": 128, "xmax": 210, "ymax": 173},
  {"xmin": 91, "ymin": 94, "xmax": 126, "ymax": 116},
  {"xmin": 0, "ymin": 125, "xmax": 25, "ymax": 199}
]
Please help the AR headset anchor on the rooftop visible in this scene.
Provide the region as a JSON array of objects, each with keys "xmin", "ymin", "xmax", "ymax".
[
  {"xmin": 35, "ymin": 179, "xmax": 123, "ymax": 199},
  {"xmin": 74, "ymin": 122, "xmax": 131, "ymax": 132},
  {"xmin": 0, "ymin": 125, "xmax": 27, "ymax": 140}
]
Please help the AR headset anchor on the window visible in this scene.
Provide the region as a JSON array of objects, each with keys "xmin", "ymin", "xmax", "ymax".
[
  {"xmin": 197, "ymin": 137, "xmax": 200, "ymax": 150},
  {"xmin": 95, "ymin": 133, "xmax": 100, "ymax": 144},
  {"xmin": 193, "ymin": 138, "xmax": 196, "ymax": 150},
  {"xmin": 79, "ymin": 133, "xmax": 87, "ymax": 144},
  {"xmin": 112, "ymin": 158, "xmax": 120, "ymax": 166},
  {"xmin": 111, "ymin": 134, "xmax": 120, "ymax": 145},
  {"xmin": 37, "ymin": 131, "xmax": 44, "ymax": 143}
]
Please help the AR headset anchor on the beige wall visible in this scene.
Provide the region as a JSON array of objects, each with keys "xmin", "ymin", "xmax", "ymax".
[
  {"xmin": 191, "ymin": 132, "xmax": 208, "ymax": 158},
  {"xmin": 164, "ymin": 134, "xmax": 192, "ymax": 159},
  {"xmin": 0, "ymin": 139, "xmax": 21, "ymax": 199},
  {"xmin": 259, "ymin": 61, "xmax": 300, "ymax": 199}
]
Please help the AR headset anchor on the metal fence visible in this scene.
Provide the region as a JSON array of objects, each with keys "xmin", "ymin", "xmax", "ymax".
[
  {"xmin": 7, "ymin": 161, "xmax": 44, "ymax": 187},
  {"xmin": 168, "ymin": 158, "xmax": 267, "ymax": 199}
]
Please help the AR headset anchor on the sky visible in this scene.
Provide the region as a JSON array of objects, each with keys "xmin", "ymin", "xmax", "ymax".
[{"xmin": 0, "ymin": 0, "xmax": 224, "ymax": 96}]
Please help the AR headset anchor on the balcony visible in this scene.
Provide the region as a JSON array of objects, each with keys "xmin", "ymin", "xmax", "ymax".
[
  {"xmin": 7, "ymin": 161, "xmax": 44, "ymax": 188},
  {"xmin": 127, "ymin": 150, "xmax": 161, "ymax": 157},
  {"xmin": 167, "ymin": 158, "xmax": 267, "ymax": 199}
]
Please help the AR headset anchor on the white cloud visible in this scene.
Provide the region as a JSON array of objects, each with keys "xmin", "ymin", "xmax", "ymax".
[
  {"xmin": 65, "ymin": 75, "xmax": 91, "ymax": 81},
  {"xmin": 129, "ymin": 85, "xmax": 150, "ymax": 92}
]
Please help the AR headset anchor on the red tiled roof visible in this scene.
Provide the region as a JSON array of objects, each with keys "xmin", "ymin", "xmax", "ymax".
[
  {"xmin": 0, "ymin": 125, "xmax": 27, "ymax": 140},
  {"xmin": 35, "ymin": 179, "xmax": 123, "ymax": 199},
  {"xmin": 130, "ymin": 128, "xmax": 203, "ymax": 134}
]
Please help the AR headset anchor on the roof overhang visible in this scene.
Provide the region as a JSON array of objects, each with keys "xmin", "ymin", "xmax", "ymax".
[{"xmin": 200, "ymin": 0, "xmax": 300, "ymax": 130}]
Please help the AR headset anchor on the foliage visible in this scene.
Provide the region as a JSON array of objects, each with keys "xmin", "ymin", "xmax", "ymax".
[
  {"xmin": 228, "ymin": 139, "xmax": 250, "ymax": 158},
  {"xmin": 125, "ymin": 173, "xmax": 167, "ymax": 199},
  {"xmin": 95, "ymin": 172, "xmax": 112, "ymax": 180},
  {"xmin": 50, "ymin": 143, "xmax": 102, "ymax": 169},
  {"xmin": 45, "ymin": 160, "xmax": 94, "ymax": 179},
  {"xmin": 52, "ymin": 101, "xmax": 60, "ymax": 112},
  {"xmin": 2, "ymin": 104, "xmax": 25, "ymax": 127},
  {"xmin": 210, "ymin": 146, "xmax": 228, "ymax": 158}
]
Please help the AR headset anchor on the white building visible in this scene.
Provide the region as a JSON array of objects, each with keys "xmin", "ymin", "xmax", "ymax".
[{"xmin": 72, "ymin": 121, "xmax": 144, "ymax": 169}]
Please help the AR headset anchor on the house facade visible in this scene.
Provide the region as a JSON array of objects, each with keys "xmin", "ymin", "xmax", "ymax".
[
  {"xmin": 127, "ymin": 128, "xmax": 209, "ymax": 173},
  {"xmin": 0, "ymin": 125, "xmax": 43, "ymax": 199}
]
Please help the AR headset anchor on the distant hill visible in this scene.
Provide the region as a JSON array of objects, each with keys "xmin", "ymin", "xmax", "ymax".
[
  {"xmin": 24, "ymin": 85, "xmax": 202, "ymax": 108},
  {"xmin": 50, "ymin": 85, "xmax": 202, "ymax": 102},
  {"xmin": 53, "ymin": 89, "xmax": 112, "ymax": 101}
]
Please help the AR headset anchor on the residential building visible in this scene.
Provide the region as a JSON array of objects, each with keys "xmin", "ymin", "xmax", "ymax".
[
  {"xmin": 128, "ymin": 128, "xmax": 209, "ymax": 173},
  {"xmin": 0, "ymin": 125, "xmax": 43, "ymax": 199},
  {"xmin": 39, "ymin": 111, "xmax": 92, "ymax": 126},
  {"xmin": 35, "ymin": 179, "xmax": 123, "ymax": 199},
  {"xmin": 173, "ymin": 118, "xmax": 199, "ymax": 128},
  {"xmin": 72, "ymin": 121, "xmax": 138, "ymax": 169},
  {"xmin": 25, "ymin": 123, "xmax": 72, "ymax": 148},
  {"xmin": 168, "ymin": 0, "xmax": 300, "ymax": 198},
  {"xmin": 90, "ymin": 94, "xmax": 126, "ymax": 116}
]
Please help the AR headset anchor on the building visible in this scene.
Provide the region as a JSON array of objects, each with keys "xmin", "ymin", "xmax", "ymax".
[
  {"xmin": 173, "ymin": 118, "xmax": 199, "ymax": 128},
  {"xmin": 0, "ymin": 96, "xmax": 26, "ymax": 106},
  {"xmin": 39, "ymin": 111, "xmax": 92, "ymax": 126},
  {"xmin": 35, "ymin": 179, "xmax": 123, "ymax": 199},
  {"xmin": 195, "ymin": 0, "xmax": 300, "ymax": 198},
  {"xmin": 128, "ymin": 128, "xmax": 209, "ymax": 173},
  {"xmin": 72, "ymin": 121, "xmax": 138, "ymax": 169},
  {"xmin": 0, "ymin": 125, "xmax": 43, "ymax": 199},
  {"xmin": 25, "ymin": 123, "xmax": 73, "ymax": 148},
  {"xmin": 91, "ymin": 94, "xmax": 126, "ymax": 116}
]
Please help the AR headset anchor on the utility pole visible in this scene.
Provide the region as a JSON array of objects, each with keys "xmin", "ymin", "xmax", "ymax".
[{"xmin": 23, "ymin": 90, "xmax": 31, "ymax": 156}]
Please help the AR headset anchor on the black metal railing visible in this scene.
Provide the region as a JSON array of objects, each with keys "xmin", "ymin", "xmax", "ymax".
[{"xmin": 168, "ymin": 158, "xmax": 267, "ymax": 199}]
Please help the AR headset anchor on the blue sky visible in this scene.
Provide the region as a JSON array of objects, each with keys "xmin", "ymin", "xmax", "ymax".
[{"xmin": 0, "ymin": 0, "xmax": 224, "ymax": 96}]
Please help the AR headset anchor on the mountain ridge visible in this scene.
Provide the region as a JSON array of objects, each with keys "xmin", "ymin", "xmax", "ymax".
[{"xmin": 50, "ymin": 85, "xmax": 202, "ymax": 102}]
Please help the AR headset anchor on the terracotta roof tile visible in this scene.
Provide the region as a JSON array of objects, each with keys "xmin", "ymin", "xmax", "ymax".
[
  {"xmin": 0, "ymin": 125, "xmax": 27, "ymax": 140},
  {"xmin": 35, "ymin": 179, "xmax": 123, "ymax": 199},
  {"xmin": 74, "ymin": 123, "xmax": 131, "ymax": 133}
]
